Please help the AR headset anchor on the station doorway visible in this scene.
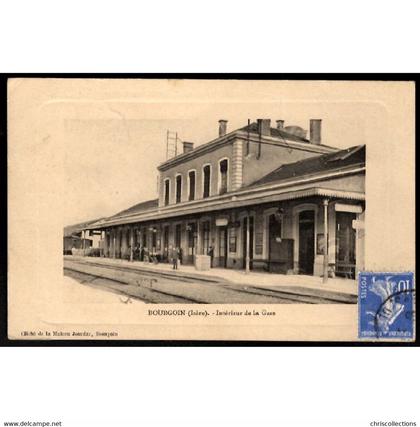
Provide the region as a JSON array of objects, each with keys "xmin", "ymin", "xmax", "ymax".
[{"xmin": 298, "ymin": 210, "xmax": 315, "ymax": 274}]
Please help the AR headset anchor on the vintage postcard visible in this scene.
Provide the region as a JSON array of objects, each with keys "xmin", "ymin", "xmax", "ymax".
[{"xmin": 7, "ymin": 78, "xmax": 416, "ymax": 341}]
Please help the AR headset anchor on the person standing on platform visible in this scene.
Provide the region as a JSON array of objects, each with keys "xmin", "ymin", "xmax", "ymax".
[
  {"xmin": 172, "ymin": 246, "xmax": 179, "ymax": 270},
  {"xmin": 208, "ymin": 245, "xmax": 214, "ymax": 268}
]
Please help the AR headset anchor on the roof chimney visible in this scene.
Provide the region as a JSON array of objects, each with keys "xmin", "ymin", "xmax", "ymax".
[
  {"xmin": 219, "ymin": 120, "xmax": 228, "ymax": 137},
  {"xmin": 276, "ymin": 120, "xmax": 285, "ymax": 130},
  {"xmin": 183, "ymin": 141, "xmax": 194, "ymax": 154},
  {"xmin": 257, "ymin": 119, "xmax": 271, "ymax": 136},
  {"xmin": 310, "ymin": 119, "xmax": 322, "ymax": 145}
]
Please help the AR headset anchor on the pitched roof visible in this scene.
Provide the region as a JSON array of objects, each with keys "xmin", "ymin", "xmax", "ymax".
[
  {"xmin": 249, "ymin": 145, "xmax": 365, "ymax": 188},
  {"xmin": 239, "ymin": 122, "xmax": 310, "ymax": 143},
  {"xmin": 159, "ymin": 121, "xmax": 337, "ymax": 171},
  {"xmin": 64, "ymin": 218, "xmax": 104, "ymax": 237},
  {"xmin": 109, "ymin": 198, "xmax": 159, "ymax": 219}
]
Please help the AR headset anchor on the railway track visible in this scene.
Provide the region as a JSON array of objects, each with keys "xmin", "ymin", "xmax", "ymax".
[
  {"xmin": 64, "ymin": 258, "xmax": 355, "ymax": 304},
  {"xmin": 66, "ymin": 258, "xmax": 222, "ymax": 284},
  {"xmin": 64, "ymin": 267, "xmax": 206, "ymax": 304},
  {"xmin": 224, "ymin": 285, "xmax": 356, "ymax": 304}
]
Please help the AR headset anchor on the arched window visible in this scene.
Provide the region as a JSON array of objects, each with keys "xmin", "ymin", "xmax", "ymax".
[
  {"xmin": 164, "ymin": 178, "xmax": 170, "ymax": 206},
  {"xmin": 188, "ymin": 170, "xmax": 196, "ymax": 201},
  {"xmin": 218, "ymin": 158, "xmax": 228, "ymax": 195},
  {"xmin": 203, "ymin": 164, "xmax": 211, "ymax": 198},
  {"xmin": 175, "ymin": 174, "xmax": 182, "ymax": 203}
]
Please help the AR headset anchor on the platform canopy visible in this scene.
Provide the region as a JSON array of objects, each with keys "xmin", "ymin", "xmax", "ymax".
[{"xmin": 85, "ymin": 184, "xmax": 365, "ymax": 231}]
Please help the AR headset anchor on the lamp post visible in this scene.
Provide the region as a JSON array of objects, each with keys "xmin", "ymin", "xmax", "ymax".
[{"xmin": 323, "ymin": 199, "xmax": 329, "ymax": 283}]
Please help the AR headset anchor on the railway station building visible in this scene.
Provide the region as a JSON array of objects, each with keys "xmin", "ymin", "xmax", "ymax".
[
  {"xmin": 84, "ymin": 119, "xmax": 365, "ymax": 280},
  {"xmin": 63, "ymin": 218, "xmax": 103, "ymax": 255}
]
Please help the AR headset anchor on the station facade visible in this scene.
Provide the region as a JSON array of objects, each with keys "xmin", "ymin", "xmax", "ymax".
[{"xmin": 85, "ymin": 119, "xmax": 366, "ymax": 279}]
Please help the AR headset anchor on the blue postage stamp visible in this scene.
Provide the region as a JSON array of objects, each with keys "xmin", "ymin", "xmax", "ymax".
[{"xmin": 359, "ymin": 272, "xmax": 415, "ymax": 339}]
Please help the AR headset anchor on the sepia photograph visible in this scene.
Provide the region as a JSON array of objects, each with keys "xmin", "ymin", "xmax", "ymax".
[
  {"xmin": 7, "ymin": 78, "xmax": 415, "ymax": 341},
  {"xmin": 64, "ymin": 114, "xmax": 364, "ymax": 306}
]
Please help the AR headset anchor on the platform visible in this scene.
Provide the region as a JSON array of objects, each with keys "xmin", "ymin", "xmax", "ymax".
[{"xmin": 64, "ymin": 255, "xmax": 358, "ymax": 297}]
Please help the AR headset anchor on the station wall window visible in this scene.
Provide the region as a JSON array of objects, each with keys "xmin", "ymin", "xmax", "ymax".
[
  {"xmin": 229, "ymin": 227, "xmax": 237, "ymax": 252},
  {"xmin": 188, "ymin": 170, "xmax": 196, "ymax": 201},
  {"xmin": 175, "ymin": 175, "xmax": 182, "ymax": 203},
  {"xmin": 164, "ymin": 178, "xmax": 170, "ymax": 206},
  {"xmin": 203, "ymin": 165, "xmax": 211, "ymax": 198},
  {"xmin": 187, "ymin": 222, "xmax": 197, "ymax": 255},
  {"xmin": 219, "ymin": 159, "xmax": 228, "ymax": 195}
]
